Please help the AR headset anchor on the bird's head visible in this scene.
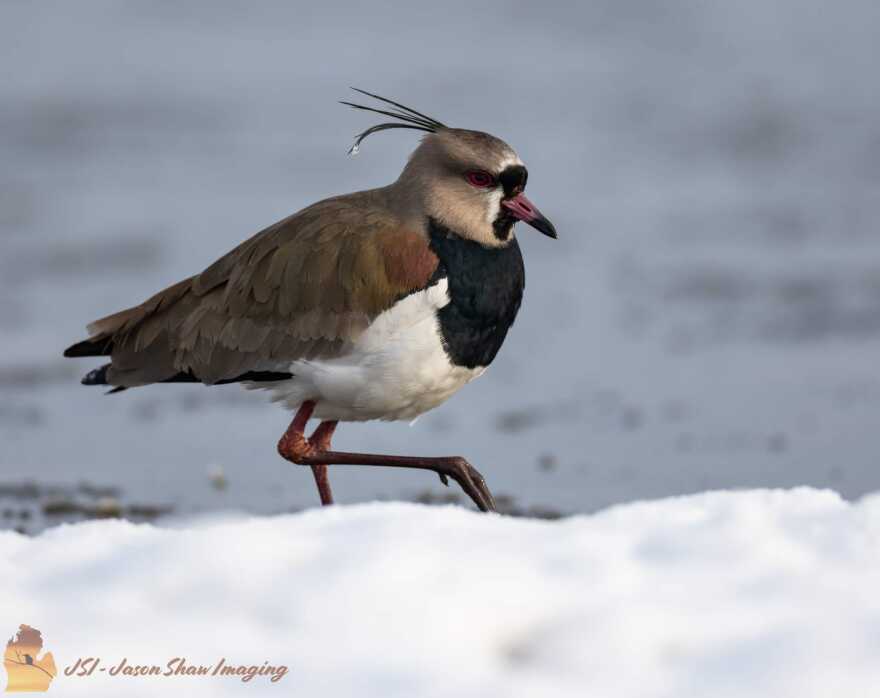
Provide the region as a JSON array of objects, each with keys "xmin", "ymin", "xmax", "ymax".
[{"xmin": 343, "ymin": 89, "xmax": 557, "ymax": 248}]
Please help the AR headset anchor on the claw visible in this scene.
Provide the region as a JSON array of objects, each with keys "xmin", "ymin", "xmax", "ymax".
[{"xmin": 444, "ymin": 458, "xmax": 497, "ymax": 513}]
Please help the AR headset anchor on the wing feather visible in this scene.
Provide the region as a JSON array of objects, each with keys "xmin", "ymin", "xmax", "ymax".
[{"xmin": 66, "ymin": 189, "xmax": 439, "ymax": 387}]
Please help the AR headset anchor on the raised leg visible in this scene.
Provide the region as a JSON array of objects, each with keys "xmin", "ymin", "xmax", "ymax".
[
  {"xmin": 276, "ymin": 402, "xmax": 496, "ymax": 512},
  {"xmin": 301, "ymin": 450, "xmax": 496, "ymax": 512}
]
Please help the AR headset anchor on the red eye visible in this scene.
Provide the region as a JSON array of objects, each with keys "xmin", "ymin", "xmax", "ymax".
[{"xmin": 466, "ymin": 170, "xmax": 496, "ymax": 188}]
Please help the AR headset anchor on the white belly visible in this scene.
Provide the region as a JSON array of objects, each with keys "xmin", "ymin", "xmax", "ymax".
[{"xmin": 255, "ymin": 279, "xmax": 486, "ymax": 422}]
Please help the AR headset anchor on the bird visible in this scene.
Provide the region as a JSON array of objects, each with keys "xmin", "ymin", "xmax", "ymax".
[{"xmin": 64, "ymin": 89, "xmax": 557, "ymax": 512}]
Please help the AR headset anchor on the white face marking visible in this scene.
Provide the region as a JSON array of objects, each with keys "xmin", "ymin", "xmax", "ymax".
[
  {"xmin": 483, "ymin": 154, "xmax": 524, "ymax": 230},
  {"xmin": 489, "ymin": 153, "xmax": 524, "ymax": 226},
  {"xmin": 497, "ymin": 154, "xmax": 524, "ymax": 171},
  {"xmin": 485, "ymin": 188, "xmax": 504, "ymax": 226}
]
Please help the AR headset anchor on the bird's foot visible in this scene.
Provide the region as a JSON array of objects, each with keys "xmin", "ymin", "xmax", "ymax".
[{"xmin": 436, "ymin": 457, "xmax": 497, "ymax": 513}]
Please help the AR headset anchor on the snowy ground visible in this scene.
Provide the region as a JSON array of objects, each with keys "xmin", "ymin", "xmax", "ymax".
[{"xmin": 4, "ymin": 488, "xmax": 880, "ymax": 697}]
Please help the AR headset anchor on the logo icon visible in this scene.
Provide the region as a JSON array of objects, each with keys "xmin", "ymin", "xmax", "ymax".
[{"xmin": 4, "ymin": 625, "xmax": 56, "ymax": 693}]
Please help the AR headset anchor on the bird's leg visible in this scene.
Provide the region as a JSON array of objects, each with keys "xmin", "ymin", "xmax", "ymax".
[
  {"xmin": 306, "ymin": 420, "xmax": 337, "ymax": 506},
  {"xmin": 277, "ymin": 401, "xmax": 496, "ymax": 512},
  {"xmin": 300, "ymin": 450, "xmax": 497, "ymax": 513},
  {"xmin": 277, "ymin": 400, "xmax": 315, "ymax": 457},
  {"xmin": 277, "ymin": 400, "xmax": 333, "ymax": 507}
]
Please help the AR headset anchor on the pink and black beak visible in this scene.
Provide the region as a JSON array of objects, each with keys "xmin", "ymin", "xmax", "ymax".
[
  {"xmin": 501, "ymin": 192, "xmax": 557, "ymax": 239},
  {"xmin": 499, "ymin": 165, "xmax": 558, "ymax": 239}
]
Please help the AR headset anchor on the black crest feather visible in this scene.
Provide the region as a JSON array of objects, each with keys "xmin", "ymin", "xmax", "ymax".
[{"xmin": 341, "ymin": 87, "xmax": 446, "ymax": 154}]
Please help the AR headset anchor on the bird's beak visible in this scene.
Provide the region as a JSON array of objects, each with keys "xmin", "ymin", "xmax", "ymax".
[{"xmin": 501, "ymin": 193, "xmax": 558, "ymax": 239}]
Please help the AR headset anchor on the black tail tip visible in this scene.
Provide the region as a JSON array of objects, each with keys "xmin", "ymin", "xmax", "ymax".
[
  {"xmin": 64, "ymin": 339, "xmax": 101, "ymax": 359},
  {"xmin": 65, "ymin": 338, "xmax": 107, "ymax": 358},
  {"xmin": 81, "ymin": 364, "xmax": 110, "ymax": 386}
]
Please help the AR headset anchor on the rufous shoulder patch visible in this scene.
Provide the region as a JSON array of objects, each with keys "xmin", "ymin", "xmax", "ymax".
[{"xmin": 379, "ymin": 229, "xmax": 439, "ymax": 294}]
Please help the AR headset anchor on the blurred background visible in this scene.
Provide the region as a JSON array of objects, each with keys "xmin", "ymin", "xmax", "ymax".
[{"xmin": 2, "ymin": 0, "xmax": 879, "ymax": 532}]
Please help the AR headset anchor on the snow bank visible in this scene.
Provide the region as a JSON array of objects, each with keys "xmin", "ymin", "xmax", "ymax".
[{"xmin": 3, "ymin": 488, "xmax": 880, "ymax": 697}]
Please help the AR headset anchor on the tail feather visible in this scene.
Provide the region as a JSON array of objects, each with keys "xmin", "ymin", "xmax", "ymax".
[
  {"xmin": 64, "ymin": 338, "xmax": 112, "ymax": 358},
  {"xmin": 78, "ymin": 362, "xmax": 289, "ymax": 392},
  {"xmin": 81, "ymin": 364, "xmax": 111, "ymax": 385}
]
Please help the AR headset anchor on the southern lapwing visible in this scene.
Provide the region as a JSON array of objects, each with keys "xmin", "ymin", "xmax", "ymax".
[{"xmin": 64, "ymin": 89, "xmax": 557, "ymax": 512}]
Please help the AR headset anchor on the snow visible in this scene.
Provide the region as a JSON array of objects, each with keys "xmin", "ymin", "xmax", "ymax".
[{"xmin": 4, "ymin": 488, "xmax": 880, "ymax": 697}]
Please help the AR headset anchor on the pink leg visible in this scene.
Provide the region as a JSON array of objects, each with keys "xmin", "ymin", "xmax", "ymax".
[
  {"xmin": 277, "ymin": 401, "xmax": 338, "ymax": 507},
  {"xmin": 277, "ymin": 401, "xmax": 495, "ymax": 512},
  {"xmin": 307, "ymin": 420, "xmax": 338, "ymax": 506},
  {"xmin": 277, "ymin": 400, "xmax": 315, "ymax": 457}
]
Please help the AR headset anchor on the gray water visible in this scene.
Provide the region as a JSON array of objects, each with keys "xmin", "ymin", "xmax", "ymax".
[{"xmin": 2, "ymin": 0, "xmax": 880, "ymax": 531}]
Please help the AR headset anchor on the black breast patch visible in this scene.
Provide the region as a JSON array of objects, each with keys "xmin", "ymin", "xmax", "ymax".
[{"xmin": 427, "ymin": 218, "xmax": 525, "ymax": 369}]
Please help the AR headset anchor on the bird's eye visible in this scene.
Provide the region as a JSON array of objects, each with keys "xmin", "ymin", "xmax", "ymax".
[{"xmin": 465, "ymin": 170, "xmax": 496, "ymax": 188}]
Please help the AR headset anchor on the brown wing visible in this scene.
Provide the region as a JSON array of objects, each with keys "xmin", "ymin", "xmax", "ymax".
[{"xmin": 65, "ymin": 189, "xmax": 439, "ymax": 387}]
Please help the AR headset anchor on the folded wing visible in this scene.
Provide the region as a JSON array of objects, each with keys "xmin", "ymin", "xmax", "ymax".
[{"xmin": 64, "ymin": 190, "xmax": 439, "ymax": 388}]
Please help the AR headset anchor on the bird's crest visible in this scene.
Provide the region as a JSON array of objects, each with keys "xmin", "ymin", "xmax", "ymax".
[{"xmin": 340, "ymin": 87, "xmax": 446, "ymax": 155}]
